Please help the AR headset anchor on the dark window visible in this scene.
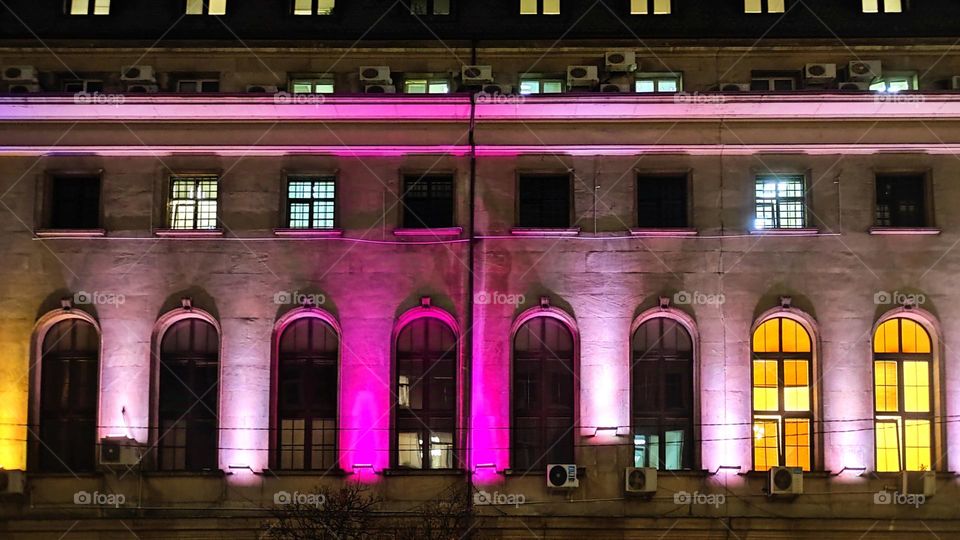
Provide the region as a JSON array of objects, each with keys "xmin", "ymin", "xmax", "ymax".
[
  {"xmin": 394, "ymin": 318, "xmax": 457, "ymax": 469},
  {"xmin": 276, "ymin": 317, "xmax": 338, "ymax": 470},
  {"xmin": 518, "ymin": 175, "xmax": 571, "ymax": 228},
  {"xmin": 631, "ymin": 318, "xmax": 693, "ymax": 470},
  {"xmin": 158, "ymin": 318, "xmax": 219, "ymax": 471},
  {"xmin": 50, "ymin": 175, "xmax": 100, "ymax": 229},
  {"xmin": 512, "ymin": 317, "xmax": 575, "ymax": 471},
  {"xmin": 411, "ymin": 0, "xmax": 450, "ymax": 14},
  {"xmin": 402, "ymin": 174, "xmax": 454, "ymax": 228},
  {"xmin": 875, "ymin": 174, "xmax": 927, "ymax": 227},
  {"xmin": 286, "ymin": 175, "xmax": 336, "ymax": 229},
  {"xmin": 637, "ymin": 175, "xmax": 687, "ymax": 228},
  {"xmin": 37, "ymin": 319, "xmax": 99, "ymax": 472}
]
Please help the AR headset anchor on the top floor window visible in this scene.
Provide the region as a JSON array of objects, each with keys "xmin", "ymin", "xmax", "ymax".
[
  {"xmin": 635, "ymin": 73, "xmax": 681, "ymax": 93},
  {"xmin": 168, "ymin": 175, "xmax": 219, "ymax": 230},
  {"xmin": 863, "ymin": 0, "xmax": 902, "ymax": 13},
  {"xmin": 404, "ymin": 79, "xmax": 450, "ymax": 94},
  {"xmin": 291, "ymin": 77, "xmax": 335, "ymax": 94},
  {"xmin": 411, "ymin": 0, "xmax": 450, "ymax": 15},
  {"xmin": 294, "ymin": 0, "xmax": 335, "ymax": 15},
  {"xmin": 520, "ymin": 0, "xmax": 560, "ymax": 15},
  {"xmin": 744, "ymin": 0, "xmax": 784, "ymax": 13},
  {"xmin": 754, "ymin": 174, "xmax": 806, "ymax": 230},
  {"xmin": 631, "ymin": 0, "xmax": 670, "ymax": 14},
  {"xmin": 519, "ymin": 77, "xmax": 564, "ymax": 95},
  {"xmin": 68, "ymin": 0, "xmax": 110, "ymax": 15},
  {"xmin": 186, "ymin": 0, "xmax": 226, "ymax": 15}
]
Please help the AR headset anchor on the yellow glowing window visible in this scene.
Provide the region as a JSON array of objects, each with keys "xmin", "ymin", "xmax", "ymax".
[
  {"xmin": 543, "ymin": 0, "xmax": 560, "ymax": 14},
  {"xmin": 70, "ymin": 0, "xmax": 109, "ymax": 15},
  {"xmin": 783, "ymin": 360, "xmax": 810, "ymax": 411},
  {"xmin": 904, "ymin": 419, "xmax": 931, "ymax": 471},
  {"xmin": 874, "ymin": 318, "xmax": 931, "ymax": 354},
  {"xmin": 875, "ymin": 420, "xmax": 900, "ymax": 472},
  {"xmin": 753, "ymin": 418, "xmax": 779, "ymax": 471},
  {"xmin": 745, "ymin": 0, "xmax": 783, "ymax": 13},
  {"xmin": 186, "ymin": 0, "xmax": 226, "ymax": 15},
  {"xmin": 631, "ymin": 0, "xmax": 670, "ymax": 14},
  {"xmin": 874, "ymin": 360, "xmax": 899, "ymax": 412},
  {"xmin": 903, "ymin": 361, "xmax": 930, "ymax": 413},
  {"xmin": 863, "ymin": 0, "xmax": 901, "ymax": 12},
  {"xmin": 784, "ymin": 418, "xmax": 810, "ymax": 471},
  {"xmin": 753, "ymin": 360, "xmax": 778, "ymax": 411},
  {"xmin": 294, "ymin": 0, "xmax": 334, "ymax": 15}
]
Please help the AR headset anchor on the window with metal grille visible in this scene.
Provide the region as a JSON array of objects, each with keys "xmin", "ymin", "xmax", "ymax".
[
  {"xmin": 632, "ymin": 318, "xmax": 694, "ymax": 470},
  {"xmin": 293, "ymin": 0, "xmax": 335, "ymax": 15},
  {"xmin": 186, "ymin": 0, "xmax": 226, "ymax": 15},
  {"xmin": 158, "ymin": 318, "xmax": 219, "ymax": 471},
  {"xmin": 518, "ymin": 174, "xmax": 570, "ymax": 228},
  {"xmin": 754, "ymin": 174, "xmax": 806, "ymax": 229},
  {"xmin": 402, "ymin": 175, "xmax": 454, "ymax": 228},
  {"xmin": 875, "ymin": 174, "xmax": 927, "ymax": 227},
  {"xmin": 637, "ymin": 174, "xmax": 687, "ymax": 228},
  {"xmin": 168, "ymin": 176, "xmax": 219, "ymax": 230},
  {"xmin": 286, "ymin": 176, "xmax": 336, "ymax": 229},
  {"xmin": 512, "ymin": 317, "xmax": 575, "ymax": 472},
  {"xmin": 411, "ymin": 0, "xmax": 450, "ymax": 15},
  {"xmin": 68, "ymin": 0, "xmax": 110, "ymax": 15},
  {"xmin": 276, "ymin": 317, "xmax": 338, "ymax": 470},
  {"xmin": 50, "ymin": 175, "xmax": 100, "ymax": 229},
  {"xmin": 395, "ymin": 318, "xmax": 458, "ymax": 469},
  {"xmin": 37, "ymin": 319, "xmax": 99, "ymax": 472}
]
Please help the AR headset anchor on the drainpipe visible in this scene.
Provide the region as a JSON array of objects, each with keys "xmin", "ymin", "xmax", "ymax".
[{"xmin": 464, "ymin": 39, "xmax": 479, "ymax": 532}]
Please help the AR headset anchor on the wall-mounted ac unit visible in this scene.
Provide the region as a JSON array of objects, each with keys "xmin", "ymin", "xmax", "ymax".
[
  {"xmin": 364, "ymin": 84, "xmax": 396, "ymax": 94},
  {"xmin": 127, "ymin": 84, "xmax": 159, "ymax": 93},
  {"xmin": 839, "ymin": 81, "xmax": 871, "ymax": 91},
  {"xmin": 100, "ymin": 436, "xmax": 141, "ymax": 466},
  {"xmin": 359, "ymin": 66, "xmax": 392, "ymax": 84},
  {"xmin": 121, "ymin": 65, "xmax": 155, "ymax": 82},
  {"xmin": 3, "ymin": 65, "xmax": 37, "ymax": 81},
  {"xmin": 804, "ymin": 63, "xmax": 837, "ymax": 82},
  {"xmin": 605, "ymin": 51, "xmax": 637, "ymax": 73},
  {"xmin": 546, "ymin": 464, "xmax": 579, "ymax": 488},
  {"xmin": 901, "ymin": 470, "xmax": 936, "ymax": 498},
  {"xmin": 848, "ymin": 60, "xmax": 882, "ymax": 82},
  {"xmin": 567, "ymin": 66, "xmax": 599, "ymax": 87},
  {"xmin": 0, "ymin": 470, "xmax": 25, "ymax": 495},
  {"xmin": 600, "ymin": 83, "xmax": 630, "ymax": 93},
  {"xmin": 720, "ymin": 82, "xmax": 751, "ymax": 92},
  {"xmin": 246, "ymin": 84, "xmax": 279, "ymax": 93},
  {"xmin": 769, "ymin": 467, "xmax": 803, "ymax": 497},
  {"xmin": 8, "ymin": 83, "xmax": 40, "ymax": 93},
  {"xmin": 624, "ymin": 467, "xmax": 657, "ymax": 494},
  {"xmin": 481, "ymin": 83, "xmax": 512, "ymax": 95},
  {"xmin": 462, "ymin": 65, "xmax": 494, "ymax": 84}
]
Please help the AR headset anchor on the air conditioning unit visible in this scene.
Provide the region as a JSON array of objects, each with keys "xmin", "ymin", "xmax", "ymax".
[
  {"xmin": 364, "ymin": 84, "xmax": 396, "ymax": 94},
  {"xmin": 567, "ymin": 66, "xmax": 599, "ymax": 87},
  {"xmin": 839, "ymin": 81, "xmax": 871, "ymax": 91},
  {"xmin": 0, "ymin": 470, "xmax": 26, "ymax": 495},
  {"xmin": 624, "ymin": 467, "xmax": 657, "ymax": 494},
  {"xmin": 127, "ymin": 84, "xmax": 159, "ymax": 93},
  {"xmin": 720, "ymin": 82, "xmax": 751, "ymax": 92},
  {"xmin": 8, "ymin": 83, "xmax": 40, "ymax": 93},
  {"xmin": 605, "ymin": 51, "xmax": 637, "ymax": 73},
  {"xmin": 462, "ymin": 65, "xmax": 494, "ymax": 84},
  {"xmin": 951, "ymin": 76, "xmax": 960, "ymax": 90},
  {"xmin": 901, "ymin": 470, "xmax": 936, "ymax": 498},
  {"xmin": 359, "ymin": 66, "xmax": 392, "ymax": 84},
  {"xmin": 100, "ymin": 436, "xmax": 141, "ymax": 466},
  {"xmin": 121, "ymin": 65, "xmax": 155, "ymax": 82},
  {"xmin": 601, "ymin": 83, "xmax": 630, "ymax": 93},
  {"xmin": 804, "ymin": 63, "xmax": 837, "ymax": 82},
  {"xmin": 246, "ymin": 84, "xmax": 279, "ymax": 93},
  {"xmin": 481, "ymin": 83, "xmax": 512, "ymax": 95},
  {"xmin": 3, "ymin": 65, "xmax": 37, "ymax": 81},
  {"xmin": 768, "ymin": 467, "xmax": 803, "ymax": 497},
  {"xmin": 546, "ymin": 464, "xmax": 579, "ymax": 488},
  {"xmin": 848, "ymin": 60, "xmax": 882, "ymax": 82}
]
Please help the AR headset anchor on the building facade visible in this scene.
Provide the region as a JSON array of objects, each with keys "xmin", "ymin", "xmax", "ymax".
[{"xmin": 2, "ymin": 1, "xmax": 960, "ymax": 538}]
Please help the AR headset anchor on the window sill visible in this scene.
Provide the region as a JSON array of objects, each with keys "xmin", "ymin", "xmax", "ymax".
[
  {"xmin": 869, "ymin": 227, "xmax": 941, "ymax": 236},
  {"xmin": 393, "ymin": 227, "xmax": 463, "ymax": 238},
  {"xmin": 510, "ymin": 227, "xmax": 581, "ymax": 237},
  {"xmin": 382, "ymin": 468, "xmax": 466, "ymax": 477},
  {"xmin": 154, "ymin": 229, "xmax": 224, "ymax": 238},
  {"xmin": 273, "ymin": 228, "xmax": 344, "ymax": 238},
  {"xmin": 749, "ymin": 228, "xmax": 820, "ymax": 236},
  {"xmin": 504, "ymin": 466, "xmax": 586, "ymax": 477},
  {"xmin": 35, "ymin": 228, "xmax": 106, "ymax": 238},
  {"xmin": 141, "ymin": 469, "xmax": 227, "ymax": 478},
  {"xmin": 28, "ymin": 471, "xmax": 103, "ymax": 479},
  {"xmin": 629, "ymin": 228, "xmax": 698, "ymax": 237},
  {"xmin": 260, "ymin": 468, "xmax": 349, "ymax": 477}
]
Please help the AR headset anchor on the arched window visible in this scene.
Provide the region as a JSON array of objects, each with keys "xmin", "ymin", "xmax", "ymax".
[
  {"xmin": 513, "ymin": 315, "xmax": 575, "ymax": 471},
  {"xmin": 631, "ymin": 316, "xmax": 694, "ymax": 470},
  {"xmin": 751, "ymin": 317, "xmax": 814, "ymax": 471},
  {"xmin": 394, "ymin": 317, "xmax": 457, "ymax": 469},
  {"xmin": 37, "ymin": 318, "xmax": 99, "ymax": 472},
  {"xmin": 873, "ymin": 317, "xmax": 935, "ymax": 472},
  {"xmin": 157, "ymin": 317, "xmax": 219, "ymax": 471},
  {"xmin": 275, "ymin": 316, "xmax": 338, "ymax": 470}
]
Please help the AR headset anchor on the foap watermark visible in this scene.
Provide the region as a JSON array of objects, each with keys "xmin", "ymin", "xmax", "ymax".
[
  {"xmin": 874, "ymin": 490, "xmax": 925, "ymax": 508},
  {"xmin": 874, "ymin": 290, "xmax": 926, "ymax": 306},
  {"xmin": 673, "ymin": 490, "xmax": 725, "ymax": 508},
  {"xmin": 474, "ymin": 490, "xmax": 526, "ymax": 508},
  {"xmin": 475, "ymin": 91, "xmax": 525, "ymax": 105},
  {"xmin": 74, "ymin": 290, "xmax": 126, "ymax": 307},
  {"xmin": 74, "ymin": 490, "xmax": 126, "ymax": 508},
  {"xmin": 673, "ymin": 290, "xmax": 725, "ymax": 306},
  {"xmin": 874, "ymin": 93, "xmax": 925, "ymax": 106},
  {"xmin": 274, "ymin": 290, "xmax": 326, "ymax": 306},
  {"xmin": 674, "ymin": 92, "xmax": 726, "ymax": 105},
  {"xmin": 274, "ymin": 490, "xmax": 326, "ymax": 507},
  {"xmin": 474, "ymin": 291, "xmax": 525, "ymax": 306},
  {"xmin": 274, "ymin": 92, "xmax": 326, "ymax": 106},
  {"xmin": 73, "ymin": 92, "xmax": 126, "ymax": 106}
]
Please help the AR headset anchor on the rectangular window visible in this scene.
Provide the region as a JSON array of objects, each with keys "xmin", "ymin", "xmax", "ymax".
[
  {"xmin": 177, "ymin": 79, "xmax": 220, "ymax": 93},
  {"xmin": 753, "ymin": 418, "xmax": 780, "ymax": 471},
  {"xmin": 870, "ymin": 72, "xmax": 917, "ymax": 92},
  {"xmin": 294, "ymin": 0, "xmax": 335, "ymax": 15},
  {"xmin": 876, "ymin": 419, "xmax": 901, "ymax": 472},
  {"xmin": 754, "ymin": 174, "xmax": 806, "ymax": 230},
  {"xmin": 636, "ymin": 174, "xmax": 687, "ymax": 228},
  {"xmin": 863, "ymin": 0, "xmax": 902, "ymax": 13},
  {"xmin": 186, "ymin": 0, "xmax": 227, "ymax": 15},
  {"xmin": 290, "ymin": 78, "xmax": 335, "ymax": 94},
  {"xmin": 286, "ymin": 175, "xmax": 336, "ymax": 229},
  {"xmin": 784, "ymin": 418, "xmax": 810, "ymax": 470},
  {"xmin": 520, "ymin": 0, "xmax": 559, "ymax": 14},
  {"xmin": 518, "ymin": 174, "xmax": 571, "ymax": 228},
  {"xmin": 401, "ymin": 174, "xmax": 455, "ymax": 228},
  {"xmin": 745, "ymin": 0, "xmax": 784, "ymax": 13},
  {"xmin": 519, "ymin": 78, "xmax": 564, "ymax": 95},
  {"xmin": 411, "ymin": 0, "xmax": 450, "ymax": 14},
  {"xmin": 69, "ymin": 0, "xmax": 110, "ymax": 15},
  {"xmin": 62, "ymin": 80, "xmax": 104, "ymax": 93},
  {"xmin": 403, "ymin": 79, "xmax": 450, "ymax": 94},
  {"xmin": 752, "ymin": 360, "xmax": 779, "ymax": 412},
  {"xmin": 631, "ymin": 0, "xmax": 671, "ymax": 14},
  {"xmin": 875, "ymin": 174, "xmax": 927, "ymax": 227},
  {"xmin": 49, "ymin": 175, "xmax": 100, "ymax": 229},
  {"xmin": 168, "ymin": 175, "xmax": 219, "ymax": 230},
  {"xmin": 635, "ymin": 73, "xmax": 681, "ymax": 93}
]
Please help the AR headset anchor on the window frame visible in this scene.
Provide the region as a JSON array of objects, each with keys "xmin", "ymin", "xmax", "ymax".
[
  {"xmin": 634, "ymin": 72, "xmax": 682, "ymax": 93},
  {"xmin": 519, "ymin": 75, "xmax": 566, "ymax": 95},
  {"xmin": 635, "ymin": 171, "xmax": 691, "ymax": 228},
  {"xmin": 65, "ymin": 0, "xmax": 110, "ymax": 15},
  {"xmin": 410, "ymin": 0, "xmax": 451, "ymax": 16},
  {"xmin": 291, "ymin": 0, "xmax": 336, "ymax": 15},
  {"xmin": 753, "ymin": 172, "xmax": 809, "ymax": 230},
  {"xmin": 185, "ymin": 0, "xmax": 227, "ymax": 15},
  {"xmin": 400, "ymin": 171, "xmax": 456, "ymax": 229},
  {"xmin": 744, "ymin": 0, "xmax": 785, "ymax": 13},
  {"xmin": 515, "ymin": 171, "xmax": 574, "ymax": 229},
  {"xmin": 282, "ymin": 172, "xmax": 339, "ymax": 230},
  {"xmin": 630, "ymin": 0, "xmax": 672, "ymax": 15},
  {"xmin": 38, "ymin": 169, "xmax": 104, "ymax": 232},
  {"xmin": 873, "ymin": 171, "xmax": 932, "ymax": 228},
  {"xmin": 289, "ymin": 77, "xmax": 336, "ymax": 94},
  {"xmin": 520, "ymin": 0, "xmax": 560, "ymax": 15},
  {"xmin": 402, "ymin": 76, "xmax": 451, "ymax": 95},
  {"xmin": 862, "ymin": 0, "xmax": 905, "ymax": 13},
  {"xmin": 165, "ymin": 172, "xmax": 222, "ymax": 231}
]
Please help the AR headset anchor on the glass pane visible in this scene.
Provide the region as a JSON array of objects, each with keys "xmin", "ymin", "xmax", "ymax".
[
  {"xmin": 520, "ymin": 0, "xmax": 537, "ymax": 13},
  {"xmin": 876, "ymin": 420, "xmax": 900, "ymax": 472},
  {"xmin": 70, "ymin": 0, "xmax": 89, "ymax": 15},
  {"xmin": 397, "ymin": 431, "xmax": 423, "ymax": 468},
  {"xmin": 862, "ymin": 0, "xmax": 879, "ymax": 12},
  {"xmin": 903, "ymin": 360, "xmax": 930, "ymax": 413},
  {"xmin": 658, "ymin": 78, "xmax": 678, "ymax": 92},
  {"xmin": 874, "ymin": 361, "xmax": 899, "ymax": 412},
  {"xmin": 636, "ymin": 80, "xmax": 655, "ymax": 93},
  {"xmin": 653, "ymin": 0, "xmax": 670, "ymax": 14},
  {"xmin": 744, "ymin": 0, "xmax": 762, "ymax": 13},
  {"xmin": 429, "ymin": 432, "xmax": 454, "ymax": 469},
  {"xmin": 904, "ymin": 419, "xmax": 931, "ymax": 471},
  {"xmin": 883, "ymin": 0, "xmax": 901, "ymax": 12},
  {"xmin": 784, "ymin": 418, "xmax": 810, "ymax": 471},
  {"xmin": 294, "ymin": 0, "xmax": 313, "ymax": 14},
  {"xmin": 292, "ymin": 82, "xmax": 313, "ymax": 93},
  {"xmin": 752, "ymin": 360, "xmax": 779, "ymax": 411},
  {"xmin": 186, "ymin": 0, "xmax": 203, "ymax": 14},
  {"xmin": 542, "ymin": 0, "xmax": 560, "ymax": 14},
  {"xmin": 208, "ymin": 0, "xmax": 227, "ymax": 15},
  {"xmin": 753, "ymin": 418, "xmax": 780, "ymax": 471},
  {"xmin": 317, "ymin": 0, "xmax": 335, "ymax": 14},
  {"xmin": 428, "ymin": 81, "xmax": 450, "ymax": 94},
  {"xmin": 630, "ymin": 0, "xmax": 648, "ymax": 14},
  {"xmin": 405, "ymin": 80, "xmax": 427, "ymax": 94},
  {"xmin": 664, "ymin": 430, "xmax": 684, "ymax": 470},
  {"xmin": 519, "ymin": 80, "xmax": 539, "ymax": 94},
  {"xmin": 93, "ymin": 0, "xmax": 110, "ymax": 14},
  {"xmin": 768, "ymin": 0, "xmax": 784, "ymax": 12},
  {"xmin": 543, "ymin": 81, "xmax": 564, "ymax": 93},
  {"xmin": 783, "ymin": 360, "xmax": 810, "ymax": 412}
]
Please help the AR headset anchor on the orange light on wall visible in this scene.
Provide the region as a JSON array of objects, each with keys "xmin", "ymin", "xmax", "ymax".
[{"xmin": 0, "ymin": 353, "xmax": 28, "ymax": 470}]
